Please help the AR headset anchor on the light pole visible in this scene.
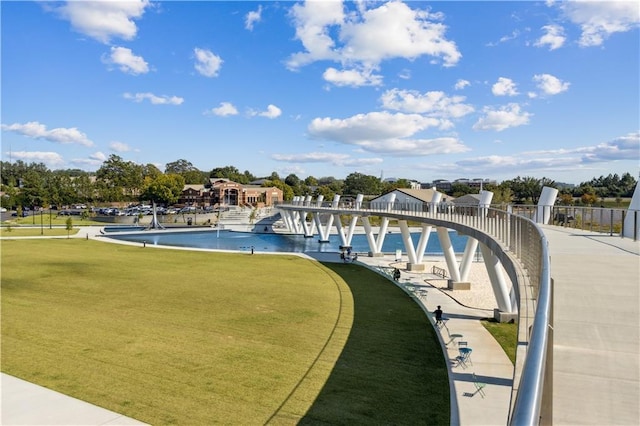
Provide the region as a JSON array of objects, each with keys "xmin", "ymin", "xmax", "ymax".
[{"xmin": 40, "ymin": 209, "xmax": 43, "ymax": 235}]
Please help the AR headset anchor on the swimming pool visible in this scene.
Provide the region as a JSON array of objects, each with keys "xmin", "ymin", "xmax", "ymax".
[{"xmin": 105, "ymin": 229, "xmax": 468, "ymax": 254}]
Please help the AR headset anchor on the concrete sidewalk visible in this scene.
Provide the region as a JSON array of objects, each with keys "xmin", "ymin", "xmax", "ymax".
[
  {"xmin": 1, "ymin": 374, "xmax": 146, "ymax": 425},
  {"xmin": 540, "ymin": 226, "xmax": 640, "ymax": 425}
]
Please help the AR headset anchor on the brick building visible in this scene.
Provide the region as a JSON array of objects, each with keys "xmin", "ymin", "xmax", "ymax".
[{"xmin": 178, "ymin": 178, "xmax": 283, "ymax": 208}]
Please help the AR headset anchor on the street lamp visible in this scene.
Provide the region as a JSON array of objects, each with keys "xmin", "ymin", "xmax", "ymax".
[{"xmin": 40, "ymin": 209, "xmax": 43, "ymax": 235}]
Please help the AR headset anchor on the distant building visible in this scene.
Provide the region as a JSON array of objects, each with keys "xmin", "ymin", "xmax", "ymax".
[
  {"xmin": 178, "ymin": 178, "xmax": 283, "ymax": 207},
  {"xmin": 369, "ymin": 188, "xmax": 453, "ymax": 209}
]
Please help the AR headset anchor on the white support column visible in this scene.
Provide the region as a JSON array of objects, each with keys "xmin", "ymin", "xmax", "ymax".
[
  {"xmin": 623, "ymin": 182, "xmax": 640, "ymax": 239},
  {"xmin": 334, "ymin": 214, "xmax": 348, "ymax": 247},
  {"xmin": 361, "ymin": 217, "xmax": 380, "ymax": 256},
  {"xmin": 313, "ymin": 212, "xmax": 327, "ymax": 241},
  {"xmin": 319, "ymin": 213, "xmax": 335, "ymax": 242},
  {"xmin": 334, "ymin": 213, "xmax": 359, "ymax": 247},
  {"xmin": 354, "ymin": 194, "xmax": 364, "ymax": 209},
  {"xmin": 375, "ymin": 217, "xmax": 390, "ymax": 252},
  {"xmin": 414, "ymin": 224, "xmax": 433, "ymax": 264},
  {"xmin": 304, "ymin": 195, "xmax": 312, "ymax": 207},
  {"xmin": 536, "ymin": 186, "xmax": 558, "ymax": 224},
  {"xmin": 333, "ymin": 194, "xmax": 342, "ymax": 208},
  {"xmin": 300, "ymin": 211, "xmax": 313, "ymax": 237},
  {"xmin": 480, "ymin": 243, "xmax": 514, "ymax": 313},
  {"xmin": 437, "ymin": 226, "xmax": 461, "ymax": 282},
  {"xmin": 345, "ymin": 215, "xmax": 358, "ymax": 247},
  {"xmin": 430, "ymin": 191, "xmax": 442, "ymax": 214},
  {"xmin": 459, "ymin": 190, "xmax": 494, "ymax": 280},
  {"xmin": 399, "ymin": 220, "xmax": 418, "ymax": 264},
  {"xmin": 315, "ymin": 195, "xmax": 324, "ymax": 207},
  {"xmin": 459, "ymin": 238, "xmax": 479, "ymax": 282}
]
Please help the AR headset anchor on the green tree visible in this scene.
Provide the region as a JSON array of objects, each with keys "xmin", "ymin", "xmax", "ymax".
[
  {"xmin": 165, "ymin": 159, "xmax": 205, "ymax": 184},
  {"xmin": 96, "ymin": 155, "xmax": 144, "ymax": 202},
  {"xmin": 140, "ymin": 174, "xmax": 186, "ymax": 206},
  {"xmin": 210, "ymin": 165, "xmax": 250, "ymax": 184},
  {"xmin": 65, "ymin": 217, "xmax": 73, "ymax": 239},
  {"xmin": 451, "ymin": 183, "xmax": 474, "ymax": 198},
  {"xmin": 262, "ymin": 179, "xmax": 294, "ymax": 201},
  {"xmin": 343, "ymin": 172, "xmax": 382, "ymax": 196}
]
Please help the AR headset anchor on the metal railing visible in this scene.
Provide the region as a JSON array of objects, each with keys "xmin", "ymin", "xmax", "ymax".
[{"xmin": 276, "ymin": 200, "xmax": 554, "ymax": 424}]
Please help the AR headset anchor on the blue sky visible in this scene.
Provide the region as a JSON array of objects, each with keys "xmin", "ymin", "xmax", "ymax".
[{"xmin": 2, "ymin": 0, "xmax": 639, "ymax": 184}]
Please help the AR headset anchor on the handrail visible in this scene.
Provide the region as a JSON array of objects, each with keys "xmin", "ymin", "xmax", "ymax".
[{"xmin": 275, "ymin": 200, "xmax": 553, "ymax": 425}]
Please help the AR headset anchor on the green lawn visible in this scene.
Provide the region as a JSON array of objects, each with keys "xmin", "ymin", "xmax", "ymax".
[
  {"xmin": 0, "ymin": 227, "xmax": 80, "ymax": 237},
  {"xmin": 1, "ymin": 239, "xmax": 448, "ymax": 425},
  {"xmin": 481, "ymin": 319, "xmax": 518, "ymax": 365}
]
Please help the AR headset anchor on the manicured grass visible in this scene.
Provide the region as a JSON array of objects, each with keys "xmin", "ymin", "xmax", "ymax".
[
  {"xmin": 1, "ymin": 239, "xmax": 449, "ymax": 424},
  {"xmin": 2, "ymin": 215, "xmax": 104, "ymax": 227},
  {"xmin": 481, "ymin": 319, "xmax": 518, "ymax": 365},
  {"xmin": 0, "ymin": 227, "xmax": 80, "ymax": 237}
]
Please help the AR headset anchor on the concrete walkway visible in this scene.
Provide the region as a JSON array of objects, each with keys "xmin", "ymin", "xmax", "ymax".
[
  {"xmin": 540, "ymin": 226, "xmax": 640, "ymax": 425},
  {"xmin": 1, "ymin": 374, "xmax": 146, "ymax": 425}
]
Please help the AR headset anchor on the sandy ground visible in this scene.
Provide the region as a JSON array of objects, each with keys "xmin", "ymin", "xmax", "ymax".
[{"xmin": 310, "ymin": 252, "xmax": 501, "ymax": 314}]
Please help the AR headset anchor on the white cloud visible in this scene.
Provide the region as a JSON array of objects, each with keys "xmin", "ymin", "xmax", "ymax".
[
  {"xmin": 286, "ymin": 1, "xmax": 345, "ymax": 68},
  {"xmin": 272, "ymin": 152, "xmax": 384, "ymax": 168},
  {"xmin": 307, "ymin": 111, "xmax": 469, "ymax": 156},
  {"xmin": 251, "ymin": 104, "xmax": 282, "ymax": 119},
  {"xmin": 109, "ymin": 141, "xmax": 131, "ymax": 152},
  {"xmin": 272, "ymin": 152, "xmax": 350, "ymax": 164},
  {"xmin": 473, "ymin": 103, "xmax": 532, "ymax": 131},
  {"xmin": 208, "ymin": 102, "xmax": 238, "ymax": 117},
  {"xmin": 558, "ymin": 1, "xmax": 640, "ymax": 47},
  {"xmin": 535, "ymin": 24, "xmax": 566, "ymax": 50},
  {"xmin": 245, "ymin": 5, "xmax": 262, "ymax": 31},
  {"xmin": 492, "ymin": 77, "xmax": 519, "ymax": 96},
  {"xmin": 398, "ymin": 69, "xmax": 412, "ymax": 80},
  {"xmin": 581, "ymin": 132, "xmax": 640, "ymax": 162},
  {"xmin": 71, "ymin": 151, "xmax": 107, "ymax": 168},
  {"xmin": 487, "ymin": 30, "xmax": 522, "ymax": 47},
  {"xmin": 103, "ymin": 46, "xmax": 149, "ymax": 75},
  {"xmin": 339, "ymin": 2, "xmax": 461, "ymax": 67},
  {"xmin": 448, "ymin": 132, "xmax": 640, "ymax": 175},
  {"xmin": 454, "ymin": 79, "xmax": 470, "ymax": 90},
  {"xmin": 533, "ymin": 73, "xmax": 570, "ymax": 96},
  {"xmin": 287, "ymin": 1, "xmax": 461, "ymax": 85},
  {"xmin": 309, "ymin": 111, "xmax": 440, "ymax": 142},
  {"xmin": 123, "ymin": 92, "xmax": 184, "ymax": 105},
  {"xmin": 90, "ymin": 151, "xmax": 108, "ymax": 162},
  {"xmin": 1, "ymin": 121, "xmax": 94, "ymax": 146},
  {"xmin": 323, "ymin": 67, "xmax": 383, "ymax": 87},
  {"xmin": 55, "ymin": 0, "xmax": 151, "ymax": 44},
  {"xmin": 380, "ymin": 89, "xmax": 474, "ymax": 118},
  {"xmin": 194, "ymin": 48, "xmax": 223, "ymax": 77},
  {"xmin": 11, "ymin": 151, "xmax": 65, "ymax": 167}
]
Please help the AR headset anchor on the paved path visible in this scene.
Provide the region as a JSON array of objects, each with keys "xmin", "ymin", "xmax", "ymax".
[
  {"xmin": 1, "ymin": 374, "xmax": 146, "ymax": 425},
  {"xmin": 540, "ymin": 226, "xmax": 640, "ymax": 425}
]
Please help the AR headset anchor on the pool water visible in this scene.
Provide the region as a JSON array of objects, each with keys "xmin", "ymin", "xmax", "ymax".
[{"xmin": 106, "ymin": 229, "xmax": 468, "ymax": 254}]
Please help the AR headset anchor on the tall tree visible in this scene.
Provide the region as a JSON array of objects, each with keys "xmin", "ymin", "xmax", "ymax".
[
  {"xmin": 343, "ymin": 172, "xmax": 383, "ymax": 196},
  {"xmin": 96, "ymin": 155, "xmax": 144, "ymax": 201}
]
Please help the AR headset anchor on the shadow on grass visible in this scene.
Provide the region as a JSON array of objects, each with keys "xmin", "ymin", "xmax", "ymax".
[{"xmin": 297, "ymin": 263, "xmax": 450, "ymax": 425}]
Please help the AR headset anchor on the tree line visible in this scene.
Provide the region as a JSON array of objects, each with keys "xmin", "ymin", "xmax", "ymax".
[{"xmin": 0, "ymin": 155, "xmax": 636, "ymax": 210}]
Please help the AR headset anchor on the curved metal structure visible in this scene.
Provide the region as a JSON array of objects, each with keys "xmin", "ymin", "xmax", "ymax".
[{"xmin": 276, "ymin": 199, "xmax": 552, "ymax": 425}]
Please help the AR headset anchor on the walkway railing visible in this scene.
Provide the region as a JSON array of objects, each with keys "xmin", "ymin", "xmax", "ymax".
[{"xmin": 276, "ymin": 200, "xmax": 554, "ymax": 425}]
